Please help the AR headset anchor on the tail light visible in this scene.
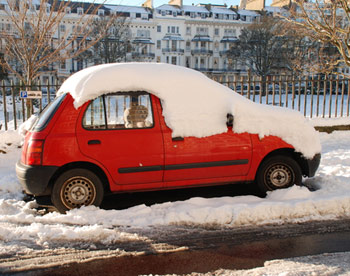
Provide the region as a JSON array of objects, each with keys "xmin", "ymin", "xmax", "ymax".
[{"xmin": 22, "ymin": 140, "xmax": 44, "ymax": 166}]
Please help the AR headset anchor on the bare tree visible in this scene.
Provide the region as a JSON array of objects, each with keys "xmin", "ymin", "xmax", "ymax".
[
  {"xmin": 285, "ymin": 0, "xmax": 349, "ymax": 71},
  {"xmin": 229, "ymin": 16, "xmax": 287, "ymax": 89},
  {"xmin": 277, "ymin": 21, "xmax": 339, "ymax": 76},
  {"xmin": 0, "ymin": 0, "xmax": 113, "ymax": 87},
  {"xmin": 83, "ymin": 16, "xmax": 131, "ymax": 65},
  {"xmin": 0, "ymin": 52, "xmax": 7, "ymax": 81}
]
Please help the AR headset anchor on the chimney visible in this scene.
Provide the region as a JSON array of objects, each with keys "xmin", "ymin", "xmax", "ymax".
[
  {"xmin": 142, "ymin": 0, "xmax": 153, "ymax": 9},
  {"xmin": 168, "ymin": 0, "xmax": 183, "ymax": 8}
]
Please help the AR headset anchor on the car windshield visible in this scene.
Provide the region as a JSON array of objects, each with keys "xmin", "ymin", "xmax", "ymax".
[{"xmin": 32, "ymin": 93, "xmax": 66, "ymax": 132}]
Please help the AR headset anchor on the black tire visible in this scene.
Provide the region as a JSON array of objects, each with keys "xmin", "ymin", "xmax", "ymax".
[
  {"xmin": 51, "ymin": 168, "xmax": 104, "ymax": 213},
  {"xmin": 256, "ymin": 155, "xmax": 302, "ymax": 193}
]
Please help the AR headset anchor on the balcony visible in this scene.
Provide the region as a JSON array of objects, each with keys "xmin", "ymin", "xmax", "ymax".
[
  {"xmin": 191, "ymin": 49, "xmax": 213, "ymax": 55},
  {"xmin": 219, "ymin": 50, "xmax": 229, "ymax": 56},
  {"xmin": 162, "ymin": 48, "xmax": 185, "ymax": 54},
  {"xmin": 131, "ymin": 52, "xmax": 155, "ymax": 59}
]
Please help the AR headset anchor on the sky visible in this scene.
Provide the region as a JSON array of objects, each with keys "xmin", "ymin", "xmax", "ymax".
[{"xmin": 77, "ymin": 0, "xmax": 274, "ymax": 8}]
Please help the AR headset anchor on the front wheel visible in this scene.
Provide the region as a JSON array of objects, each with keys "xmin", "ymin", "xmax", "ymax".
[
  {"xmin": 51, "ymin": 168, "xmax": 104, "ymax": 213},
  {"xmin": 256, "ymin": 155, "xmax": 302, "ymax": 193}
]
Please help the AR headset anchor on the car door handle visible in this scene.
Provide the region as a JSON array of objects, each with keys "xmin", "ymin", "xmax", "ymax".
[
  {"xmin": 172, "ymin": 137, "xmax": 184, "ymax": 141},
  {"xmin": 88, "ymin": 140, "xmax": 101, "ymax": 145}
]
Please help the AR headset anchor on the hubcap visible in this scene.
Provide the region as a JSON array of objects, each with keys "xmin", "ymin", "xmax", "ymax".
[
  {"xmin": 60, "ymin": 176, "xmax": 96, "ymax": 209},
  {"xmin": 266, "ymin": 164, "xmax": 294, "ymax": 188}
]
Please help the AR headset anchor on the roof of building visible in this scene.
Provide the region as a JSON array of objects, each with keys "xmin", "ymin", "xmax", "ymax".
[
  {"xmin": 182, "ymin": 5, "xmax": 210, "ymax": 13},
  {"xmin": 211, "ymin": 7, "xmax": 237, "ymax": 15},
  {"xmin": 104, "ymin": 4, "xmax": 151, "ymax": 14},
  {"xmin": 237, "ymin": 9, "xmax": 259, "ymax": 16},
  {"xmin": 155, "ymin": 4, "xmax": 182, "ymax": 12}
]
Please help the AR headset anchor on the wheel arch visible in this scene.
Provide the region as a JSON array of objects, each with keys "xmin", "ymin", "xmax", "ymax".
[
  {"xmin": 256, "ymin": 148, "xmax": 309, "ymax": 180},
  {"xmin": 48, "ymin": 162, "xmax": 111, "ymax": 195}
]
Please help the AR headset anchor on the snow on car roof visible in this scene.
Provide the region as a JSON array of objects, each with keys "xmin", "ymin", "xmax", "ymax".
[{"xmin": 57, "ymin": 63, "xmax": 321, "ymax": 158}]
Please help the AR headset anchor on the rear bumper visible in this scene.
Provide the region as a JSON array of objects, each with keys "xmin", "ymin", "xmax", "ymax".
[
  {"xmin": 306, "ymin": 153, "xmax": 321, "ymax": 177},
  {"xmin": 16, "ymin": 161, "xmax": 58, "ymax": 196}
]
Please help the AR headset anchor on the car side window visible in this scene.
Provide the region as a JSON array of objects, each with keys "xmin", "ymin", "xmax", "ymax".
[
  {"xmin": 83, "ymin": 96, "xmax": 106, "ymax": 130},
  {"xmin": 105, "ymin": 93, "xmax": 153, "ymax": 129},
  {"xmin": 83, "ymin": 93, "xmax": 154, "ymax": 130}
]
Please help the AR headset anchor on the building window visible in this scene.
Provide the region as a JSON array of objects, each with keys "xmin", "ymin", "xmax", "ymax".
[
  {"xmin": 77, "ymin": 7, "xmax": 83, "ymax": 15},
  {"xmin": 186, "ymin": 57, "xmax": 190, "ymax": 68},
  {"xmin": 186, "ymin": 26, "xmax": 191, "ymax": 35},
  {"xmin": 224, "ymin": 29, "xmax": 236, "ymax": 36},
  {"xmin": 98, "ymin": 9, "xmax": 104, "ymax": 16},
  {"xmin": 171, "ymin": 56, "xmax": 177, "ymax": 65},
  {"xmin": 196, "ymin": 27, "xmax": 208, "ymax": 35},
  {"xmin": 60, "ymin": 60, "xmax": 66, "ymax": 70},
  {"xmin": 157, "ymin": 25, "xmax": 161, "ymax": 32},
  {"xmin": 157, "ymin": 40, "xmax": 161, "ymax": 49},
  {"xmin": 214, "ymin": 28, "xmax": 219, "ymax": 36},
  {"xmin": 186, "ymin": 40, "xmax": 191, "ymax": 51},
  {"xmin": 214, "ymin": 41, "xmax": 219, "ymax": 52},
  {"xmin": 60, "ymin": 24, "xmax": 66, "ymax": 32},
  {"xmin": 137, "ymin": 30, "xmax": 150, "ymax": 38}
]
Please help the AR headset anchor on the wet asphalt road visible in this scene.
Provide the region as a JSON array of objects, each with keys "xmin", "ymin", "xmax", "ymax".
[{"xmin": 28, "ymin": 219, "xmax": 350, "ymax": 276}]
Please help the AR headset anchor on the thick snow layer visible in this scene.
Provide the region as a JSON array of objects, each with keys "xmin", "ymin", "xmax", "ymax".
[
  {"xmin": 57, "ymin": 63, "xmax": 320, "ymax": 158},
  {"xmin": 309, "ymin": 116, "xmax": 350, "ymax": 127},
  {"xmin": 182, "ymin": 252, "xmax": 350, "ymax": 276}
]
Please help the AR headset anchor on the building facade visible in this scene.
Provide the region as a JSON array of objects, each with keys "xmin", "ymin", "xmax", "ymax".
[{"xmin": 0, "ymin": 0, "xmax": 260, "ymax": 84}]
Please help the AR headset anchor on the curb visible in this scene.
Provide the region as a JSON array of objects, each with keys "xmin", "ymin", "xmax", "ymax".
[{"xmin": 314, "ymin": 125, "xmax": 350, "ymax": 133}]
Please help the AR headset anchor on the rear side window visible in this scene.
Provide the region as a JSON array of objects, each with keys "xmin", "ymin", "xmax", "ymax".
[
  {"xmin": 83, "ymin": 96, "xmax": 106, "ymax": 130},
  {"xmin": 83, "ymin": 92, "xmax": 154, "ymax": 130},
  {"xmin": 33, "ymin": 93, "xmax": 66, "ymax": 131}
]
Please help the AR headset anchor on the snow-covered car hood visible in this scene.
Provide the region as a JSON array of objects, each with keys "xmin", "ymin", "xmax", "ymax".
[{"xmin": 57, "ymin": 62, "xmax": 321, "ymax": 159}]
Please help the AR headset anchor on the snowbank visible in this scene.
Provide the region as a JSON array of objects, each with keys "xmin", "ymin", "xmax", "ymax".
[{"xmin": 57, "ymin": 63, "xmax": 320, "ymax": 158}]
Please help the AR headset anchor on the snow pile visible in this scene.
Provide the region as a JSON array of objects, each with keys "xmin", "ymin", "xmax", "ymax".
[
  {"xmin": 57, "ymin": 63, "xmax": 320, "ymax": 158},
  {"xmin": 309, "ymin": 116, "xmax": 350, "ymax": 127},
  {"xmin": 195, "ymin": 252, "xmax": 350, "ymax": 276},
  {"xmin": 0, "ymin": 130, "xmax": 22, "ymax": 198}
]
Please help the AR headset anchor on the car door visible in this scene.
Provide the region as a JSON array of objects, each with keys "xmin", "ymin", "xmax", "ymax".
[
  {"xmin": 156, "ymin": 104, "xmax": 253, "ymax": 184},
  {"xmin": 76, "ymin": 92, "xmax": 164, "ymax": 188}
]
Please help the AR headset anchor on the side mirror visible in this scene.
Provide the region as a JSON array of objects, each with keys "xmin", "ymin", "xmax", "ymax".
[{"xmin": 226, "ymin": 113, "xmax": 234, "ymax": 127}]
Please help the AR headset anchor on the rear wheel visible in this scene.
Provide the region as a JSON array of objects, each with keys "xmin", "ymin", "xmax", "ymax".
[
  {"xmin": 256, "ymin": 155, "xmax": 302, "ymax": 193},
  {"xmin": 51, "ymin": 168, "xmax": 104, "ymax": 213}
]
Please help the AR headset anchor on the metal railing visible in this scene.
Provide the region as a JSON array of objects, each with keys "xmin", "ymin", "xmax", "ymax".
[
  {"xmin": 0, "ymin": 80, "xmax": 62, "ymax": 131},
  {"xmin": 209, "ymin": 74, "xmax": 350, "ymax": 119},
  {"xmin": 1, "ymin": 74, "xmax": 350, "ymax": 131}
]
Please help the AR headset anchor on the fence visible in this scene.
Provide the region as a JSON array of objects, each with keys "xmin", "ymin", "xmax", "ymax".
[
  {"xmin": 0, "ymin": 81, "xmax": 62, "ymax": 131},
  {"xmin": 1, "ymin": 75, "xmax": 349, "ymax": 131}
]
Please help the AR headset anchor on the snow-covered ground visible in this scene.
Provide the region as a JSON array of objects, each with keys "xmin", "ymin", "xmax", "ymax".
[{"xmin": 0, "ymin": 129, "xmax": 350, "ymax": 274}]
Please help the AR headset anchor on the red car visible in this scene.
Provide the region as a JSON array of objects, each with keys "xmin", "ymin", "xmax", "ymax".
[{"xmin": 16, "ymin": 65, "xmax": 320, "ymax": 213}]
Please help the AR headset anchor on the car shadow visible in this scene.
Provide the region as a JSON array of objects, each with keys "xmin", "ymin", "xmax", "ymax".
[{"xmin": 100, "ymin": 183, "xmax": 263, "ymax": 211}]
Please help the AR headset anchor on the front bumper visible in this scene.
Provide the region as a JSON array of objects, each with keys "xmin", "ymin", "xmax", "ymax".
[
  {"xmin": 16, "ymin": 161, "xmax": 58, "ymax": 196},
  {"xmin": 307, "ymin": 153, "xmax": 321, "ymax": 177}
]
